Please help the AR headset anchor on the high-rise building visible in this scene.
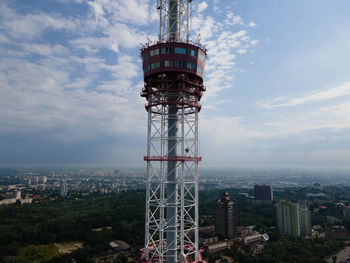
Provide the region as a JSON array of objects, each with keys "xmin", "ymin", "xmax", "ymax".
[
  {"xmin": 215, "ymin": 192, "xmax": 237, "ymax": 240},
  {"xmin": 60, "ymin": 180, "xmax": 67, "ymax": 197},
  {"xmin": 38, "ymin": 176, "xmax": 47, "ymax": 184},
  {"xmin": 275, "ymin": 201, "xmax": 300, "ymax": 237},
  {"xmin": 275, "ymin": 201, "xmax": 311, "ymax": 237},
  {"xmin": 32, "ymin": 176, "xmax": 39, "ymax": 185},
  {"xmin": 299, "ymin": 205, "xmax": 312, "ymax": 235},
  {"xmin": 254, "ymin": 185, "xmax": 273, "ymax": 201},
  {"xmin": 344, "ymin": 206, "xmax": 350, "ymax": 221}
]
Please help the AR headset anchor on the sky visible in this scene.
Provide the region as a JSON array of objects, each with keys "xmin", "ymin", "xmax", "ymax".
[{"xmin": 1, "ymin": 0, "xmax": 350, "ymax": 169}]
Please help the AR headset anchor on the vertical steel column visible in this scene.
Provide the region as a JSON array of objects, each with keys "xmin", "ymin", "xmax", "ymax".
[
  {"xmin": 160, "ymin": 86, "xmax": 166, "ymax": 261},
  {"xmin": 180, "ymin": 90, "xmax": 185, "ymax": 259},
  {"xmin": 144, "ymin": 109, "xmax": 152, "ymax": 261},
  {"xmin": 166, "ymin": 1, "xmax": 180, "ymax": 262},
  {"xmin": 166, "ymin": 100, "xmax": 178, "ymax": 263},
  {"xmin": 168, "ymin": 0, "xmax": 179, "ymax": 41},
  {"xmin": 194, "ymin": 110, "xmax": 199, "ymax": 261}
]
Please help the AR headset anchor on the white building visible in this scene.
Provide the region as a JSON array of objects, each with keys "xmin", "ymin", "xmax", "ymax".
[
  {"xmin": 275, "ymin": 201, "xmax": 311, "ymax": 237},
  {"xmin": 299, "ymin": 205, "xmax": 312, "ymax": 235},
  {"xmin": 0, "ymin": 198, "xmax": 17, "ymax": 206}
]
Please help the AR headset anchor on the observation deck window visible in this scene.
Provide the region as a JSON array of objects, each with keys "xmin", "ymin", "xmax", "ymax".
[
  {"xmin": 143, "ymin": 52, "xmax": 149, "ymax": 60},
  {"xmin": 174, "ymin": 47, "xmax": 187, "ymax": 55},
  {"xmin": 151, "ymin": 62, "xmax": 160, "ymax": 69},
  {"xmin": 162, "ymin": 60, "xmax": 172, "ymax": 67},
  {"xmin": 161, "ymin": 47, "xmax": 173, "ymax": 54},
  {"xmin": 187, "ymin": 62, "xmax": 197, "ymax": 70},
  {"xmin": 174, "ymin": 60, "xmax": 186, "ymax": 68},
  {"xmin": 198, "ymin": 53, "xmax": 205, "ymax": 61},
  {"xmin": 144, "ymin": 64, "xmax": 151, "ymax": 72},
  {"xmin": 189, "ymin": 49, "xmax": 198, "ymax": 57},
  {"xmin": 150, "ymin": 49, "xmax": 159, "ymax": 56}
]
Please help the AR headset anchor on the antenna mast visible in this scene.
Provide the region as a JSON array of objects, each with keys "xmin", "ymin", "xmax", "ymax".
[{"xmin": 158, "ymin": 0, "xmax": 191, "ymax": 43}]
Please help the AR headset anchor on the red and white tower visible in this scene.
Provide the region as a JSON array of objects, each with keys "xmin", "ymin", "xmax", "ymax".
[{"xmin": 140, "ymin": 1, "xmax": 206, "ymax": 262}]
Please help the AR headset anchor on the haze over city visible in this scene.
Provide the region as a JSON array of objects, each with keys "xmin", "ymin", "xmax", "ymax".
[{"xmin": 1, "ymin": 0, "xmax": 350, "ymax": 169}]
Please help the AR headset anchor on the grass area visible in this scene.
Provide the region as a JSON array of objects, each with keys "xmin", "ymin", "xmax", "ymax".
[{"xmin": 18, "ymin": 244, "xmax": 60, "ymax": 263}]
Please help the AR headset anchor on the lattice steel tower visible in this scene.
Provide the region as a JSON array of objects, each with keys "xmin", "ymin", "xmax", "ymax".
[{"xmin": 140, "ymin": 1, "xmax": 207, "ymax": 262}]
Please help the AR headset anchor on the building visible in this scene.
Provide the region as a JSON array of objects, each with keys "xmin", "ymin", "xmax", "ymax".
[
  {"xmin": 0, "ymin": 198, "xmax": 17, "ymax": 206},
  {"xmin": 325, "ymin": 226, "xmax": 349, "ymax": 240},
  {"xmin": 254, "ymin": 185, "xmax": 273, "ymax": 201},
  {"xmin": 20, "ymin": 198, "xmax": 33, "ymax": 205},
  {"xmin": 242, "ymin": 233, "xmax": 269, "ymax": 254},
  {"xmin": 299, "ymin": 205, "xmax": 312, "ymax": 235},
  {"xmin": 237, "ymin": 192, "xmax": 249, "ymax": 200},
  {"xmin": 32, "ymin": 176, "xmax": 39, "ymax": 185},
  {"xmin": 5, "ymin": 190, "xmax": 21, "ymax": 200},
  {"xmin": 327, "ymin": 216, "xmax": 342, "ymax": 225},
  {"xmin": 306, "ymin": 193, "xmax": 326, "ymax": 199},
  {"xmin": 237, "ymin": 226, "xmax": 254, "ymax": 236},
  {"xmin": 38, "ymin": 176, "xmax": 47, "ymax": 184},
  {"xmin": 344, "ymin": 206, "xmax": 350, "ymax": 221},
  {"xmin": 7, "ymin": 185, "xmax": 17, "ymax": 190},
  {"xmin": 215, "ymin": 192, "xmax": 237, "ymax": 239},
  {"xmin": 275, "ymin": 201, "xmax": 311, "ymax": 237},
  {"xmin": 109, "ymin": 240, "xmax": 130, "ymax": 252},
  {"xmin": 0, "ymin": 190, "xmax": 21, "ymax": 206},
  {"xmin": 205, "ymin": 240, "xmax": 230, "ymax": 254},
  {"xmin": 60, "ymin": 180, "xmax": 68, "ymax": 197},
  {"xmin": 242, "ymin": 233, "xmax": 269, "ymax": 246}
]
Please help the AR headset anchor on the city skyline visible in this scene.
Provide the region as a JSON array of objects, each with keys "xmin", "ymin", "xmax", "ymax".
[{"xmin": 1, "ymin": 0, "xmax": 350, "ymax": 168}]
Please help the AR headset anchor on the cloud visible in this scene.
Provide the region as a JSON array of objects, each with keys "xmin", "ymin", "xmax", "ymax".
[
  {"xmin": 57, "ymin": 0, "xmax": 84, "ymax": 3},
  {"xmin": 192, "ymin": 15, "xmax": 217, "ymax": 42},
  {"xmin": 198, "ymin": 2, "xmax": 208, "ymax": 13},
  {"xmin": 201, "ymin": 89, "xmax": 350, "ymax": 146},
  {"xmin": 264, "ymin": 100, "xmax": 350, "ymax": 134},
  {"xmin": 204, "ymin": 29, "xmax": 259, "ymax": 98},
  {"xmin": 237, "ymin": 48, "xmax": 247, "ymax": 54},
  {"xmin": 258, "ymin": 81, "xmax": 350, "ymax": 108},
  {"xmin": 189, "ymin": 3, "xmax": 259, "ymax": 99},
  {"xmin": 201, "ymin": 116, "xmax": 266, "ymax": 147},
  {"xmin": 0, "ymin": 2, "xmax": 78, "ymax": 40},
  {"xmin": 0, "ymin": 1, "xmax": 145, "ymax": 142},
  {"xmin": 97, "ymin": 55, "xmax": 139, "ymax": 93},
  {"xmin": 0, "ymin": 54, "xmax": 144, "ymax": 141},
  {"xmin": 225, "ymin": 12, "xmax": 244, "ymax": 26},
  {"xmin": 71, "ymin": 2, "xmax": 157, "ymax": 54},
  {"xmin": 250, "ymin": 40, "xmax": 259, "ymax": 46},
  {"xmin": 205, "ymin": 99, "xmax": 232, "ymax": 111},
  {"xmin": 88, "ymin": 1, "xmax": 106, "ymax": 19},
  {"xmin": 248, "ymin": 21, "xmax": 257, "ymax": 27},
  {"xmin": 88, "ymin": 0, "xmax": 157, "ymax": 26},
  {"xmin": 23, "ymin": 43, "xmax": 69, "ymax": 57}
]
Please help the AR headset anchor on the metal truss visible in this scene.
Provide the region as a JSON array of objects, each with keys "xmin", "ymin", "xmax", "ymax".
[
  {"xmin": 157, "ymin": 0, "xmax": 191, "ymax": 43},
  {"xmin": 144, "ymin": 75, "xmax": 202, "ymax": 262}
]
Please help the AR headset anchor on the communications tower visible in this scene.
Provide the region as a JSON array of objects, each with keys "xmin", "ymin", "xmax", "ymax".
[{"xmin": 140, "ymin": 1, "xmax": 207, "ymax": 262}]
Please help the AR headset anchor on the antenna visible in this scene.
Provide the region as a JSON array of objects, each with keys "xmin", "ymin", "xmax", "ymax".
[{"xmin": 157, "ymin": 0, "xmax": 192, "ymax": 43}]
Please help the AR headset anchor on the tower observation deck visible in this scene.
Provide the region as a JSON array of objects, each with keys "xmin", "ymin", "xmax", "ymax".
[{"xmin": 140, "ymin": 1, "xmax": 207, "ymax": 262}]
